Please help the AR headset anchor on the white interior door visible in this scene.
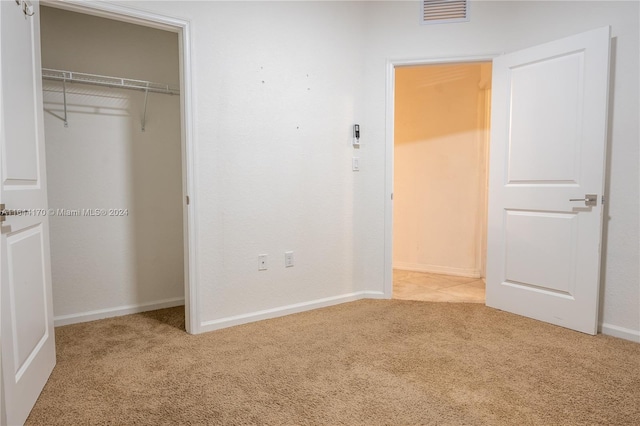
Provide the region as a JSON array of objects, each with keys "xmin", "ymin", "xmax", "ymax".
[
  {"xmin": 486, "ymin": 27, "xmax": 610, "ymax": 334},
  {"xmin": 1, "ymin": 1, "xmax": 56, "ymax": 424}
]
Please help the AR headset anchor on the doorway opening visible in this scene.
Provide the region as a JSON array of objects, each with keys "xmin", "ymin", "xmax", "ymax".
[
  {"xmin": 390, "ymin": 61, "xmax": 492, "ymax": 303},
  {"xmin": 38, "ymin": 3, "xmax": 197, "ymax": 332}
]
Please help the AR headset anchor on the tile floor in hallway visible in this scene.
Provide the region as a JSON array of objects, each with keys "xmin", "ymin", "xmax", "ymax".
[{"xmin": 393, "ymin": 269, "xmax": 486, "ymax": 303}]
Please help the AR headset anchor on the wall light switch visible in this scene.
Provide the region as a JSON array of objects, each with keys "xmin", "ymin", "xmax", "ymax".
[
  {"xmin": 285, "ymin": 251, "xmax": 294, "ymax": 267},
  {"xmin": 352, "ymin": 157, "xmax": 360, "ymax": 171}
]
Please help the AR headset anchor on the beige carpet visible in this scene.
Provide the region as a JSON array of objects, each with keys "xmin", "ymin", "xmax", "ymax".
[{"xmin": 27, "ymin": 300, "xmax": 640, "ymax": 425}]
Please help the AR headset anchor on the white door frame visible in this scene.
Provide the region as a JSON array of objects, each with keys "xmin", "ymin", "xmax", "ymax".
[
  {"xmin": 383, "ymin": 55, "xmax": 497, "ymax": 298},
  {"xmin": 40, "ymin": 0, "xmax": 200, "ymax": 334}
]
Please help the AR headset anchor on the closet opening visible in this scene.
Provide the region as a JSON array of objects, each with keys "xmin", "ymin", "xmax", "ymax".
[
  {"xmin": 39, "ymin": 5, "xmax": 194, "ymax": 331},
  {"xmin": 391, "ymin": 61, "xmax": 492, "ymax": 304}
]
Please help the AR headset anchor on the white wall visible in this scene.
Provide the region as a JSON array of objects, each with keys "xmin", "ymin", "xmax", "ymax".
[
  {"xmin": 359, "ymin": 1, "xmax": 639, "ymax": 340},
  {"xmin": 393, "ymin": 63, "xmax": 490, "ymax": 277},
  {"xmin": 77, "ymin": 1, "xmax": 638, "ymax": 340},
  {"xmin": 115, "ymin": 1, "xmax": 371, "ymax": 331},
  {"xmin": 40, "ymin": 7, "xmax": 184, "ymax": 323}
]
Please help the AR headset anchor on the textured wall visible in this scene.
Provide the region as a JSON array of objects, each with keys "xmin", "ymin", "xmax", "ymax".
[
  {"xmin": 40, "ymin": 7, "xmax": 184, "ymax": 321},
  {"xmin": 123, "ymin": 1, "xmax": 369, "ymax": 329}
]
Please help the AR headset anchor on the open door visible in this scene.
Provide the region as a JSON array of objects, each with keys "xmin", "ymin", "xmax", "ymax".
[
  {"xmin": 1, "ymin": 1, "xmax": 56, "ymax": 424},
  {"xmin": 486, "ymin": 27, "xmax": 610, "ymax": 334}
]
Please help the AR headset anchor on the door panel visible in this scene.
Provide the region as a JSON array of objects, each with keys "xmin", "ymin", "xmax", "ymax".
[
  {"xmin": 1, "ymin": 1, "xmax": 56, "ymax": 424},
  {"xmin": 2, "ymin": 1, "xmax": 39, "ymax": 182},
  {"xmin": 8, "ymin": 225, "xmax": 48, "ymax": 378},
  {"xmin": 508, "ymin": 52, "xmax": 584, "ymax": 184},
  {"xmin": 504, "ymin": 210, "xmax": 577, "ymax": 295},
  {"xmin": 486, "ymin": 27, "xmax": 610, "ymax": 334}
]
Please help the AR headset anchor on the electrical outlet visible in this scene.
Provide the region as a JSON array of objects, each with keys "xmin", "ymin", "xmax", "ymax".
[
  {"xmin": 352, "ymin": 157, "xmax": 360, "ymax": 171},
  {"xmin": 285, "ymin": 251, "xmax": 294, "ymax": 267},
  {"xmin": 258, "ymin": 254, "xmax": 267, "ymax": 271}
]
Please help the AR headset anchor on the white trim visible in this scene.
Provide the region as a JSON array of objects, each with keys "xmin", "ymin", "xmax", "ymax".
[
  {"xmin": 54, "ymin": 298, "xmax": 185, "ymax": 327},
  {"xmin": 478, "ymin": 86, "xmax": 491, "ymax": 278},
  {"xmin": 0, "ymin": 1, "xmax": 3, "ymax": 420},
  {"xmin": 40, "ymin": 0, "xmax": 200, "ymax": 334},
  {"xmin": 383, "ymin": 60, "xmax": 395, "ymax": 299},
  {"xmin": 175, "ymin": 10, "xmax": 200, "ymax": 336},
  {"xmin": 384, "ymin": 55, "xmax": 499, "ymax": 300},
  {"xmin": 393, "ymin": 263, "xmax": 480, "ymax": 278},
  {"xmin": 199, "ymin": 291, "xmax": 386, "ymax": 334},
  {"xmin": 600, "ymin": 323, "xmax": 640, "ymax": 343},
  {"xmin": 388, "ymin": 55, "xmax": 499, "ymax": 69},
  {"xmin": 41, "ymin": 0, "xmax": 181, "ymax": 33}
]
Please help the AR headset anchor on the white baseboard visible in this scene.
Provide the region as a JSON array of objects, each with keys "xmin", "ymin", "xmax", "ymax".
[
  {"xmin": 199, "ymin": 291, "xmax": 386, "ymax": 334},
  {"xmin": 54, "ymin": 297, "xmax": 185, "ymax": 327},
  {"xmin": 393, "ymin": 262, "xmax": 480, "ymax": 278},
  {"xmin": 600, "ymin": 323, "xmax": 640, "ymax": 343}
]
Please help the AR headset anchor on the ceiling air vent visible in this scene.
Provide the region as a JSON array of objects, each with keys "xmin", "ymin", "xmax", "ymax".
[{"xmin": 422, "ymin": 0, "xmax": 469, "ymax": 25}]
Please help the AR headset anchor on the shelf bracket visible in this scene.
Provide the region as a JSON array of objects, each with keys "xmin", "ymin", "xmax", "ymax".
[
  {"xmin": 141, "ymin": 83, "xmax": 149, "ymax": 132},
  {"xmin": 62, "ymin": 73, "xmax": 68, "ymax": 127}
]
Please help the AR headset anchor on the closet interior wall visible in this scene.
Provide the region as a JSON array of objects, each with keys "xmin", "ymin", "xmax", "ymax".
[{"xmin": 40, "ymin": 6, "xmax": 184, "ymax": 324}]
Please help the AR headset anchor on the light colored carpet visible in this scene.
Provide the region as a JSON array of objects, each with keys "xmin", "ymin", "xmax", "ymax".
[{"xmin": 26, "ymin": 300, "xmax": 640, "ymax": 425}]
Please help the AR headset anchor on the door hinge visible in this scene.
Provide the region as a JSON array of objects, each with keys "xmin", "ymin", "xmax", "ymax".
[
  {"xmin": 186, "ymin": 195, "xmax": 190, "ymax": 205},
  {"xmin": 391, "ymin": 193, "xmax": 393, "ymax": 200},
  {"xmin": 601, "ymin": 195, "xmax": 605, "ymax": 205}
]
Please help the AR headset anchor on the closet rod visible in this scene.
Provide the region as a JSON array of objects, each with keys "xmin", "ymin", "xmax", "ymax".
[{"xmin": 42, "ymin": 68, "xmax": 180, "ymax": 96}]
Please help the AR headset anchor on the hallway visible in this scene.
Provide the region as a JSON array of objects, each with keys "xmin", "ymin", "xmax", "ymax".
[{"xmin": 393, "ymin": 270, "xmax": 485, "ymax": 303}]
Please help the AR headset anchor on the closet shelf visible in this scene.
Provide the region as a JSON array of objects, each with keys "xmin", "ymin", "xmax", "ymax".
[
  {"xmin": 42, "ymin": 68, "xmax": 179, "ymax": 131},
  {"xmin": 42, "ymin": 68, "xmax": 180, "ymax": 95}
]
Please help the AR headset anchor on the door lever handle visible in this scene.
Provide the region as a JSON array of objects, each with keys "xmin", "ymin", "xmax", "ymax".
[{"xmin": 569, "ymin": 194, "xmax": 597, "ymax": 207}]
